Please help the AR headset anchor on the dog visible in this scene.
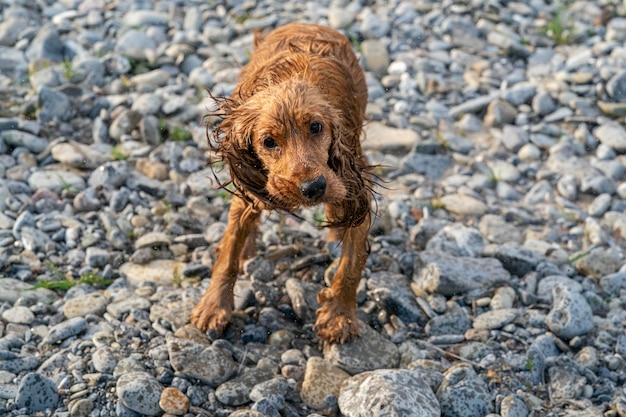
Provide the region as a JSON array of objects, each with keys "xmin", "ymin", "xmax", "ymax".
[{"xmin": 190, "ymin": 23, "xmax": 373, "ymax": 344}]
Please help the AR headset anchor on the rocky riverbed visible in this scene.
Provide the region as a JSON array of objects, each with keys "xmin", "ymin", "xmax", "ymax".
[{"xmin": 1, "ymin": 0, "xmax": 626, "ymax": 416}]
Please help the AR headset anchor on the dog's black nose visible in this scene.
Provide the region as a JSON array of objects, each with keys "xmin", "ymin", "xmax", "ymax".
[{"xmin": 300, "ymin": 176, "xmax": 327, "ymax": 201}]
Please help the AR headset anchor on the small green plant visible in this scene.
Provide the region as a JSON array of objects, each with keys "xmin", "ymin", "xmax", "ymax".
[
  {"xmin": 543, "ymin": 1, "xmax": 576, "ymax": 45},
  {"xmin": 171, "ymin": 266, "xmax": 183, "ymax": 286},
  {"xmin": 57, "ymin": 174, "xmax": 79, "ymax": 194},
  {"xmin": 348, "ymin": 33, "xmax": 362, "ymax": 53},
  {"xmin": 170, "ymin": 126, "xmax": 191, "ymax": 142},
  {"xmin": 567, "ymin": 251, "xmax": 589, "ymax": 266},
  {"xmin": 162, "ymin": 199, "xmax": 173, "ymax": 213},
  {"xmin": 158, "ymin": 118, "xmax": 168, "ymax": 133},
  {"xmin": 62, "ymin": 57, "xmax": 75, "ymax": 82},
  {"xmin": 431, "ymin": 197, "xmax": 445, "ymax": 210},
  {"xmin": 27, "ymin": 270, "xmax": 112, "ymax": 292},
  {"xmin": 111, "ymin": 146, "xmax": 128, "ymax": 161},
  {"xmin": 525, "ymin": 357, "xmax": 535, "ymax": 371},
  {"xmin": 234, "ymin": 12, "xmax": 250, "ymax": 24},
  {"xmin": 313, "ymin": 207, "xmax": 326, "ymax": 227}
]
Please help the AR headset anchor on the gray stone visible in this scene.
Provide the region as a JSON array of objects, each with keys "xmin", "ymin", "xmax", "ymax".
[
  {"xmin": 401, "ymin": 153, "xmax": 453, "ymax": 179},
  {"xmin": 339, "ymin": 369, "xmax": 440, "ymax": 417},
  {"xmin": 503, "ymin": 82, "xmax": 536, "ymax": 106},
  {"xmin": 436, "ymin": 364, "xmax": 493, "ymax": 417},
  {"xmin": 359, "ymin": 10, "xmax": 390, "ymax": 39},
  {"xmin": 557, "ymin": 174, "xmax": 578, "ymax": 201},
  {"xmin": 425, "ymin": 311, "xmax": 471, "ymax": 337},
  {"xmin": 575, "ymin": 249, "xmax": 621, "ymax": 278},
  {"xmin": 547, "ymin": 365, "xmax": 585, "ymax": 402},
  {"xmin": 545, "ymin": 284, "xmax": 594, "ymax": 340},
  {"xmin": 301, "ymin": 357, "xmax": 350, "ymax": 410},
  {"xmin": 45, "ymin": 317, "xmax": 88, "ymax": 344},
  {"xmin": 425, "ymin": 223, "xmax": 485, "ymax": 257},
  {"xmin": 414, "ymin": 251, "xmax": 510, "ymax": 296},
  {"xmin": 92, "ymin": 346, "xmax": 117, "ymax": 374},
  {"xmin": 167, "ymin": 337, "xmax": 237, "ymax": 387},
  {"xmin": 85, "ymin": 247, "xmax": 110, "ymax": 268},
  {"xmin": 500, "ymin": 125, "xmax": 529, "ymax": 153},
  {"xmin": 367, "ymin": 272, "xmax": 422, "ymax": 324},
  {"xmin": 15, "ymin": 372, "xmax": 59, "ymax": 412},
  {"xmin": 593, "ymin": 122, "xmax": 626, "ymax": 153},
  {"xmin": 26, "ymin": 26, "xmax": 65, "ymax": 62},
  {"xmin": 478, "ymin": 214, "xmax": 523, "ymax": 244},
  {"xmin": 38, "ymin": 87, "xmax": 73, "ymax": 123},
  {"xmin": 606, "ymin": 70, "xmax": 626, "ymax": 102},
  {"xmin": 493, "ymin": 244, "xmax": 544, "ymax": 277},
  {"xmin": 500, "ymin": 394, "xmax": 529, "ymax": 417},
  {"xmin": 215, "ymin": 367, "xmax": 274, "ymax": 406},
  {"xmin": 63, "ymin": 292, "xmax": 108, "ymax": 318},
  {"xmin": 2, "ymin": 306, "xmax": 35, "ymax": 325},
  {"xmin": 28, "ymin": 169, "xmax": 86, "ymax": 193},
  {"xmin": 1, "ymin": 130, "xmax": 48, "ymax": 153},
  {"xmin": 51, "ymin": 141, "xmax": 109, "ymax": 169},
  {"xmin": 360, "ymin": 39, "xmax": 389, "ymax": 77},
  {"xmin": 88, "ymin": 161, "xmax": 133, "ymax": 188},
  {"xmin": 532, "ymin": 90, "xmax": 556, "ymax": 116},
  {"xmin": 116, "ymin": 30, "xmax": 156, "ymax": 61},
  {"xmin": 473, "ymin": 308, "xmax": 518, "ymax": 330},
  {"xmin": 439, "ymin": 193, "xmax": 487, "ymax": 216},
  {"xmin": 123, "ymin": 11, "xmax": 169, "ymax": 27},
  {"xmin": 484, "ymin": 99, "xmax": 517, "ymax": 127},
  {"xmin": 116, "ymin": 372, "xmax": 163, "ymax": 416},
  {"xmin": 324, "ymin": 321, "xmax": 399, "ymax": 374}
]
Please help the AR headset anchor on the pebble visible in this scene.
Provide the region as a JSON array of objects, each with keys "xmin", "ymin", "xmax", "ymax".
[
  {"xmin": 436, "ymin": 364, "xmax": 493, "ymax": 417},
  {"xmin": 116, "ymin": 372, "xmax": 163, "ymax": 416},
  {"xmin": 324, "ymin": 322, "xmax": 399, "ymax": 374},
  {"xmin": 166, "ymin": 337, "xmax": 237, "ymax": 387},
  {"xmin": 159, "ymin": 387, "xmax": 189, "ymax": 415},
  {"xmin": 15, "ymin": 372, "xmax": 59, "ymax": 412},
  {"xmin": 339, "ymin": 369, "xmax": 440, "ymax": 417},
  {"xmin": 1, "ymin": 306, "xmax": 34, "ymax": 325},
  {"xmin": 301, "ymin": 357, "xmax": 350, "ymax": 410},
  {"xmin": 44, "ymin": 317, "xmax": 88, "ymax": 344},
  {"xmin": 545, "ymin": 284, "xmax": 594, "ymax": 340}
]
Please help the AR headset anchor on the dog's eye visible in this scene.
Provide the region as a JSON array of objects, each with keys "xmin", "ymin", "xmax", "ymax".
[
  {"xmin": 263, "ymin": 137, "xmax": 277, "ymax": 149},
  {"xmin": 310, "ymin": 122, "xmax": 323, "ymax": 135}
]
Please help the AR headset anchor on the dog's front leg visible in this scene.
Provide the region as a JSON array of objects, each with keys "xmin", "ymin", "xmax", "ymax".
[
  {"xmin": 191, "ymin": 195, "xmax": 260, "ymax": 333},
  {"xmin": 314, "ymin": 204, "xmax": 370, "ymax": 344}
]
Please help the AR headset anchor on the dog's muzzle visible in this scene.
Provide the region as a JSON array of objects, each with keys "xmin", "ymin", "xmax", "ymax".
[{"xmin": 300, "ymin": 175, "xmax": 327, "ymax": 201}]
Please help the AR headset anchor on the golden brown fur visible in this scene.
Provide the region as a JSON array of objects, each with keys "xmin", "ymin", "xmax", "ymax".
[{"xmin": 191, "ymin": 23, "xmax": 373, "ymax": 344}]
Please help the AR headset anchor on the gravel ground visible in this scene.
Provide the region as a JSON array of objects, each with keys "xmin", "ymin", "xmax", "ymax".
[{"xmin": 1, "ymin": 0, "xmax": 626, "ymax": 416}]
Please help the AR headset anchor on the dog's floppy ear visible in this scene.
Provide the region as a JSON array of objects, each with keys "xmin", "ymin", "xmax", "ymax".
[
  {"xmin": 326, "ymin": 115, "xmax": 372, "ymax": 228},
  {"xmin": 210, "ymin": 98, "xmax": 269, "ymax": 202}
]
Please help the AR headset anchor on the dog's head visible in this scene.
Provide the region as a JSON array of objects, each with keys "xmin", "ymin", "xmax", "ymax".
[{"xmin": 211, "ymin": 56, "xmax": 371, "ymax": 227}]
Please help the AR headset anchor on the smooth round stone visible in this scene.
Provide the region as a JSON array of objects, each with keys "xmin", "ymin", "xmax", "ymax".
[
  {"xmin": 92, "ymin": 346, "xmax": 118, "ymax": 374},
  {"xmin": 473, "ymin": 308, "xmax": 519, "ymax": 330},
  {"xmin": 159, "ymin": 387, "xmax": 190, "ymax": 415},
  {"xmin": 69, "ymin": 398, "xmax": 94, "ymax": 417},
  {"xmin": 63, "ymin": 292, "xmax": 108, "ymax": 318},
  {"xmin": 301, "ymin": 357, "xmax": 350, "ymax": 410},
  {"xmin": 15, "ymin": 372, "xmax": 59, "ymax": 411},
  {"xmin": 28, "ymin": 169, "xmax": 86, "ymax": 193},
  {"xmin": 2, "ymin": 306, "xmax": 35, "ymax": 324},
  {"xmin": 339, "ymin": 369, "xmax": 440, "ymax": 417},
  {"xmin": 116, "ymin": 372, "xmax": 163, "ymax": 416}
]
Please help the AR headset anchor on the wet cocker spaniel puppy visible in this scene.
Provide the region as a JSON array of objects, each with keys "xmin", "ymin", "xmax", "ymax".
[{"xmin": 191, "ymin": 23, "xmax": 373, "ymax": 344}]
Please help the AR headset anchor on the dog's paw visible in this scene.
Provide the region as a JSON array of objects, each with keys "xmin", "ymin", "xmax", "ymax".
[
  {"xmin": 190, "ymin": 295, "xmax": 232, "ymax": 334},
  {"xmin": 314, "ymin": 302, "xmax": 360, "ymax": 344}
]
